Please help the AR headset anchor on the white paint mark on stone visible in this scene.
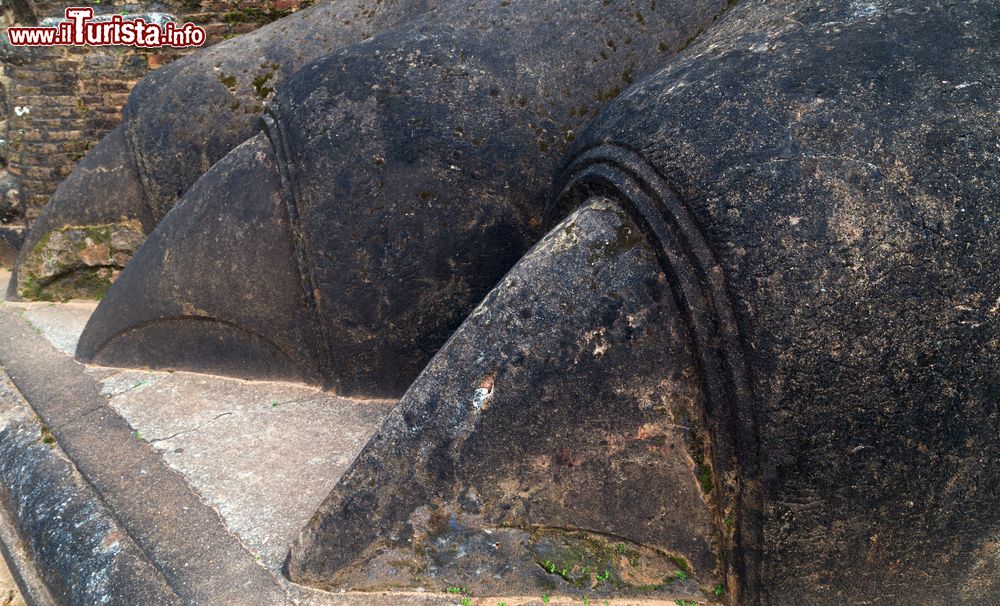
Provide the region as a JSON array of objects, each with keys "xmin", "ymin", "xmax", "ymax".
[
  {"xmin": 849, "ymin": 0, "xmax": 881, "ymax": 20},
  {"xmin": 471, "ymin": 387, "xmax": 492, "ymax": 411}
]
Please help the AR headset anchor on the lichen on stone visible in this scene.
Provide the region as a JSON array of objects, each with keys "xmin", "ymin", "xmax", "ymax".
[
  {"xmin": 530, "ymin": 528, "xmax": 694, "ymax": 594},
  {"xmin": 17, "ymin": 221, "xmax": 145, "ymax": 301}
]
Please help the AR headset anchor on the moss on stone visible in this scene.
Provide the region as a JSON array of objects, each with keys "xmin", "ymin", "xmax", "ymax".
[
  {"xmin": 218, "ymin": 73, "xmax": 238, "ymax": 90},
  {"xmin": 530, "ymin": 529, "xmax": 688, "ymax": 594},
  {"xmin": 17, "ymin": 222, "xmax": 144, "ymax": 301},
  {"xmin": 671, "ymin": 406, "xmax": 715, "ymax": 495}
]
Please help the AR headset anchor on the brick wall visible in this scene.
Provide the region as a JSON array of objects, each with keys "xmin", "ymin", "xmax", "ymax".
[{"xmin": 1, "ymin": 0, "xmax": 309, "ymax": 229}]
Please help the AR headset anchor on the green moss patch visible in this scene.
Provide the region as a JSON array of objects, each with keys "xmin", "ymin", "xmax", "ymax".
[
  {"xmin": 17, "ymin": 222, "xmax": 145, "ymax": 301},
  {"xmin": 530, "ymin": 529, "xmax": 690, "ymax": 594}
]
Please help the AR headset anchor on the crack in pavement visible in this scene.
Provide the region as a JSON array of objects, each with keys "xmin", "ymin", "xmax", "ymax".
[{"xmin": 145, "ymin": 410, "xmax": 237, "ymax": 444}]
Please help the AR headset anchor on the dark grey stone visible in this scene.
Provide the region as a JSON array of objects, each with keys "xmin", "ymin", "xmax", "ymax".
[
  {"xmin": 543, "ymin": 0, "xmax": 1000, "ymax": 603},
  {"xmin": 0, "ymin": 227, "xmax": 23, "ymax": 269},
  {"xmin": 0, "ymin": 170, "xmax": 23, "ymax": 267},
  {"xmin": 288, "ymin": 198, "xmax": 723, "ymax": 602},
  {"xmin": 75, "ymin": 0, "xmax": 730, "ymax": 397},
  {"xmin": 81, "ymin": 134, "xmax": 326, "ymax": 384},
  {"xmin": 0, "ymin": 374, "xmax": 181, "ymax": 606},
  {"xmin": 8, "ymin": 0, "xmax": 445, "ymax": 300},
  {"xmin": 286, "ymin": 0, "xmax": 1000, "ymax": 603},
  {"xmin": 0, "ymin": 171, "xmax": 20, "ymax": 225}
]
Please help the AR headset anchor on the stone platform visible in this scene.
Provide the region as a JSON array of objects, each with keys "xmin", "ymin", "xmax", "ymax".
[{"xmin": 0, "ymin": 269, "xmax": 690, "ymax": 605}]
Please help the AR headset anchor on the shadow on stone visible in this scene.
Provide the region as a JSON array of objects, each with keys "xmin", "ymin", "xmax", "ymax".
[
  {"xmin": 9, "ymin": 0, "xmax": 446, "ymax": 300},
  {"xmin": 288, "ymin": 199, "xmax": 723, "ymax": 602},
  {"xmin": 74, "ymin": 0, "xmax": 731, "ymax": 396}
]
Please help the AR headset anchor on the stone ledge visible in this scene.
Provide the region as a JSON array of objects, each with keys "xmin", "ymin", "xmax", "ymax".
[
  {"xmin": 0, "ymin": 305, "xmax": 290, "ymax": 604},
  {"xmin": 0, "ymin": 370, "xmax": 178, "ymax": 605},
  {"xmin": 0, "ymin": 270, "xmax": 692, "ymax": 606},
  {"xmin": 0, "ymin": 461, "xmax": 51, "ymax": 606}
]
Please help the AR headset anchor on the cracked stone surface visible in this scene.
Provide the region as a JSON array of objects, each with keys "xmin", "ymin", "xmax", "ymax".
[
  {"xmin": 1, "ymin": 267, "xmax": 396, "ymax": 575},
  {"xmin": 2, "ymin": 268, "xmax": 98, "ymax": 356},
  {"xmin": 0, "ymin": 268, "xmax": 700, "ymax": 604},
  {"xmin": 92, "ymin": 368, "xmax": 395, "ymax": 571}
]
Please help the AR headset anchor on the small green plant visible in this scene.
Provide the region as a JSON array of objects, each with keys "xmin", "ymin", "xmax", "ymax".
[
  {"xmin": 713, "ymin": 583, "xmax": 724, "ymax": 596},
  {"xmin": 596, "ymin": 569, "xmax": 610, "ymax": 583},
  {"xmin": 615, "ymin": 542, "xmax": 626, "ymax": 554},
  {"xmin": 541, "ymin": 594, "xmax": 550, "ymax": 604},
  {"xmin": 270, "ymin": 399, "xmax": 280, "ymax": 408},
  {"xmin": 446, "ymin": 585, "xmax": 472, "ymax": 606},
  {"xmin": 133, "ymin": 430, "xmax": 143, "ymax": 441},
  {"xmin": 675, "ymin": 569, "xmax": 688, "ymax": 582},
  {"xmin": 583, "ymin": 596, "xmax": 590, "ymax": 606}
]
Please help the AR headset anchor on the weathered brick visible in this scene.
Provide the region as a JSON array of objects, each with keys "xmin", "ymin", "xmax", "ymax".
[{"xmin": 4, "ymin": 0, "xmax": 310, "ymax": 226}]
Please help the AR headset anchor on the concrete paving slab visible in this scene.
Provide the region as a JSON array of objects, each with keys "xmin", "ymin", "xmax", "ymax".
[
  {"xmin": 98, "ymin": 369, "xmax": 395, "ymax": 571},
  {"xmin": 0, "ymin": 268, "xmax": 694, "ymax": 606},
  {"xmin": 0, "ymin": 270, "xmax": 98, "ymax": 356},
  {"xmin": 2, "ymin": 267, "xmax": 397, "ymax": 574}
]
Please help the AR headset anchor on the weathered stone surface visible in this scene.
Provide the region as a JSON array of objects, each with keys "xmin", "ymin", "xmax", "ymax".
[
  {"xmin": 0, "ymin": 172, "xmax": 20, "ymax": 226},
  {"xmin": 0, "ymin": 228, "xmax": 23, "ymax": 270},
  {"xmin": 76, "ymin": 0, "xmax": 731, "ymax": 397},
  {"xmin": 8, "ymin": 0, "xmax": 445, "ymax": 300},
  {"xmin": 15, "ymin": 221, "xmax": 144, "ymax": 301},
  {"xmin": 0, "ymin": 372, "xmax": 181, "ymax": 605},
  {"xmin": 540, "ymin": 0, "xmax": 999, "ymax": 603},
  {"xmin": 7, "ymin": 125, "xmax": 149, "ymax": 296},
  {"xmin": 289, "ymin": 199, "xmax": 723, "ymax": 602},
  {"xmin": 78, "ymin": 134, "xmax": 325, "ymax": 382}
]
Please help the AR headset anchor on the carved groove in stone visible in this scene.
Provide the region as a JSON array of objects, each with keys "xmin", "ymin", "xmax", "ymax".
[
  {"xmin": 552, "ymin": 144, "xmax": 762, "ymax": 603},
  {"xmin": 261, "ymin": 113, "xmax": 338, "ymax": 390}
]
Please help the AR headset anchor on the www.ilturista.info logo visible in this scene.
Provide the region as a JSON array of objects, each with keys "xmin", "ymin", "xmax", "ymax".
[{"xmin": 7, "ymin": 8, "xmax": 206, "ymax": 47}]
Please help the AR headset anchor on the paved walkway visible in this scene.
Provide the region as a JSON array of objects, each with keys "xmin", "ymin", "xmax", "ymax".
[{"xmin": 0, "ymin": 270, "xmax": 691, "ymax": 605}]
